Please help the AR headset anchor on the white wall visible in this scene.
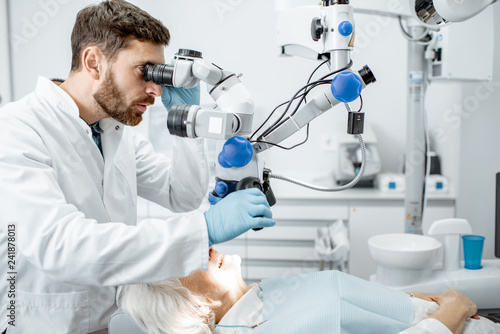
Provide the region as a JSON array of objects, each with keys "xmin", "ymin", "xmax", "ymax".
[
  {"xmin": 6, "ymin": 1, "xmax": 496, "ymax": 255},
  {"xmin": 0, "ymin": 0, "xmax": 12, "ymax": 107},
  {"xmin": 7, "ymin": 0, "xmax": 455, "ymax": 173},
  {"xmin": 8, "ymin": 0, "xmax": 89, "ymax": 93},
  {"xmin": 456, "ymin": 4, "xmax": 500, "ymax": 260}
]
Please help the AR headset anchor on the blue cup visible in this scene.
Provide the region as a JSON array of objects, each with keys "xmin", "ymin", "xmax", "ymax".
[{"xmin": 462, "ymin": 235, "xmax": 485, "ymax": 270}]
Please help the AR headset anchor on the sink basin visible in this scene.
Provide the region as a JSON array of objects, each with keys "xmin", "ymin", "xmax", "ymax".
[
  {"xmin": 368, "ymin": 233, "xmax": 442, "ymax": 286},
  {"xmin": 369, "ymin": 233, "xmax": 442, "ymax": 269}
]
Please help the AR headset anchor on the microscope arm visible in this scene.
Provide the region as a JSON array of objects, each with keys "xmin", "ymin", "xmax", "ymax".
[
  {"xmin": 253, "ymin": 67, "xmax": 374, "ymax": 153},
  {"xmin": 191, "ymin": 59, "xmax": 225, "ymax": 86},
  {"xmin": 170, "ymin": 57, "xmax": 225, "ymax": 88},
  {"xmin": 253, "ymin": 85, "xmax": 338, "ymax": 153}
]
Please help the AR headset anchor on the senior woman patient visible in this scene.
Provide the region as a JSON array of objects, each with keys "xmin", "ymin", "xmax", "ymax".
[{"xmin": 119, "ymin": 248, "xmax": 500, "ymax": 334}]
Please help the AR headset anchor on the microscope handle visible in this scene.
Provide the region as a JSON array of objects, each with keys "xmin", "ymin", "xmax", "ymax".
[{"xmin": 236, "ymin": 177, "xmax": 265, "ymax": 231}]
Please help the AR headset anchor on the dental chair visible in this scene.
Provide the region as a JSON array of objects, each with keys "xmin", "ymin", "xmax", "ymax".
[{"xmin": 108, "ymin": 307, "xmax": 147, "ymax": 334}]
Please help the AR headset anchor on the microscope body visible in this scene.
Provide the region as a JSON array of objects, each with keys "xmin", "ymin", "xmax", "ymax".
[{"xmin": 143, "ymin": 0, "xmax": 377, "ymax": 204}]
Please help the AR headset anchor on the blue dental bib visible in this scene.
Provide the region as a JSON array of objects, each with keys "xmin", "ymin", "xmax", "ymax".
[{"xmin": 255, "ymin": 271, "xmax": 414, "ymax": 334}]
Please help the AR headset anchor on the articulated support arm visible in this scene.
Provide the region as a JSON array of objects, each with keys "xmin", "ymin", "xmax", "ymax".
[{"xmin": 253, "ymin": 66, "xmax": 376, "ymax": 153}]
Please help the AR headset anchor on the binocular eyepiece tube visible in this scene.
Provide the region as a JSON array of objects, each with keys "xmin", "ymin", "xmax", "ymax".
[
  {"xmin": 143, "ymin": 63, "xmax": 175, "ymax": 86},
  {"xmin": 166, "ymin": 104, "xmax": 240, "ymax": 140},
  {"xmin": 167, "ymin": 104, "xmax": 192, "ymax": 138},
  {"xmin": 143, "ymin": 49, "xmax": 203, "ymax": 87}
]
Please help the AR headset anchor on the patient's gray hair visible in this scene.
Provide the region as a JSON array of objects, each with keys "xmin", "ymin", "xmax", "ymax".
[{"xmin": 120, "ymin": 279, "xmax": 215, "ymax": 334}]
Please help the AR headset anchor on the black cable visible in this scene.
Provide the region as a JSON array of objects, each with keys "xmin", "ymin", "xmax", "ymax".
[
  {"xmin": 318, "ymin": 60, "xmax": 353, "ymax": 80},
  {"xmin": 255, "ymin": 80, "xmax": 331, "ymax": 140},
  {"xmin": 305, "ymin": 59, "xmax": 330, "ymax": 104},
  {"xmin": 261, "ymin": 80, "xmax": 331, "ymax": 138},
  {"xmin": 252, "ymin": 60, "xmax": 353, "ymax": 146},
  {"xmin": 253, "ymin": 79, "xmax": 331, "ymax": 150},
  {"xmin": 287, "ymin": 60, "xmax": 354, "ymax": 122},
  {"xmin": 290, "ymin": 80, "xmax": 331, "ymax": 116},
  {"xmin": 249, "ymin": 91, "xmax": 308, "ymax": 140},
  {"xmin": 307, "ymin": 58, "xmax": 330, "ymax": 84},
  {"xmin": 352, "ymin": 95, "xmax": 363, "ymax": 112},
  {"xmin": 249, "ymin": 59, "xmax": 331, "ymax": 140},
  {"xmin": 259, "ymin": 80, "xmax": 331, "ymax": 138},
  {"xmin": 288, "ymin": 60, "xmax": 354, "ymax": 120},
  {"xmin": 251, "ymin": 123, "xmax": 310, "ymax": 150},
  {"xmin": 286, "ymin": 123, "xmax": 310, "ymax": 150},
  {"xmin": 252, "ymin": 61, "xmax": 349, "ymax": 141}
]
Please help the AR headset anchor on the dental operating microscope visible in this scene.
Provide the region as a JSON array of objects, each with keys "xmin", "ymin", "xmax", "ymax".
[
  {"xmin": 144, "ymin": 0, "xmax": 496, "ymax": 227},
  {"xmin": 143, "ymin": 0, "xmax": 376, "ymax": 208},
  {"xmin": 143, "ymin": 49, "xmax": 275, "ymax": 206}
]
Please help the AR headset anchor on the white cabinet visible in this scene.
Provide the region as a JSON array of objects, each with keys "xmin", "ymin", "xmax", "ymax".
[
  {"xmin": 218, "ymin": 191, "xmax": 455, "ymax": 282},
  {"xmin": 138, "ymin": 186, "xmax": 456, "ymax": 283},
  {"xmin": 248, "ymin": 199, "xmax": 349, "ymax": 282},
  {"xmin": 217, "ymin": 198, "xmax": 349, "ymax": 283}
]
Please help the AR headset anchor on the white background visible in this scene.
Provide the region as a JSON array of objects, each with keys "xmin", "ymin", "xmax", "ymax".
[{"xmin": 1, "ymin": 0, "xmax": 499, "ymax": 259}]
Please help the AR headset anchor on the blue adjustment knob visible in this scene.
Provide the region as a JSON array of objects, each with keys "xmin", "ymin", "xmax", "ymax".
[
  {"xmin": 214, "ymin": 181, "xmax": 229, "ymax": 196},
  {"xmin": 330, "ymin": 72, "xmax": 362, "ymax": 103},
  {"xmin": 338, "ymin": 21, "xmax": 353, "ymax": 37},
  {"xmin": 218, "ymin": 136, "xmax": 253, "ymax": 169},
  {"xmin": 208, "ymin": 193, "xmax": 223, "ymax": 205}
]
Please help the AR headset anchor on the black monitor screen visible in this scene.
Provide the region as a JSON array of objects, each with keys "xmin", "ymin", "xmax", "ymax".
[{"xmin": 496, "ymin": 173, "xmax": 500, "ymax": 258}]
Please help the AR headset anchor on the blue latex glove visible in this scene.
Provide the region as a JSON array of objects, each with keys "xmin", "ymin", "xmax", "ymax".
[
  {"xmin": 161, "ymin": 84, "xmax": 200, "ymax": 111},
  {"xmin": 204, "ymin": 188, "xmax": 275, "ymax": 245}
]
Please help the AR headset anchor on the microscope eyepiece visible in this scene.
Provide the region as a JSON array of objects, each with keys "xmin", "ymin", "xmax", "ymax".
[
  {"xmin": 143, "ymin": 49, "xmax": 203, "ymax": 87},
  {"xmin": 143, "ymin": 63, "xmax": 175, "ymax": 86},
  {"xmin": 358, "ymin": 66, "xmax": 377, "ymax": 86}
]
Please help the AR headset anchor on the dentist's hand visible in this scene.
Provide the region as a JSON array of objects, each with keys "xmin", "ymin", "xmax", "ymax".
[
  {"xmin": 161, "ymin": 84, "xmax": 200, "ymax": 111},
  {"xmin": 204, "ymin": 188, "xmax": 275, "ymax": 245}
]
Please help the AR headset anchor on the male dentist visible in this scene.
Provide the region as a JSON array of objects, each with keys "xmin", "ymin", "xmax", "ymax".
[{"xmin": 0, "ymin": 1, "xmax": 274, "ymax": 333}]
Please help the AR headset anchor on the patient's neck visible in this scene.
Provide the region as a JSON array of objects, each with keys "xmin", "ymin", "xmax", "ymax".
[{"xmin": 214, "ymin": 281, "xmax": 250, "ymax": 323}]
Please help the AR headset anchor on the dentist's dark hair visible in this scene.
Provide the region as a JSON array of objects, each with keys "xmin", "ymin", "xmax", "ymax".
[{"xmin": 70, "ymin": 0, "xmax": 170, "ymax": 72}]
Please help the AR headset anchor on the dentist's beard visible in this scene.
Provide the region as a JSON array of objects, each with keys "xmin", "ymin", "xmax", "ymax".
[{"xmin": 93, "ymin": 69, "xmax": 154, "ymax": 126}]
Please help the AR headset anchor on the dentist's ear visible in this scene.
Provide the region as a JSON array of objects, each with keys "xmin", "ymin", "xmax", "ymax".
[{"xmin": 81, "ymin": 46, "xmax": 104, "ymax": 80}]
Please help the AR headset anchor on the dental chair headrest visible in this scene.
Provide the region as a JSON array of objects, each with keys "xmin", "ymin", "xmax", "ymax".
[{"xmin": 108, "ymin": 307, "xmax": 148, "ymax": 334}]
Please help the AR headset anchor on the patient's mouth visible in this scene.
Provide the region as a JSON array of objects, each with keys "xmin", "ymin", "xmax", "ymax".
[{"xmin": 218, "ymin": 255, "xmax": 224, "ymax": 268}]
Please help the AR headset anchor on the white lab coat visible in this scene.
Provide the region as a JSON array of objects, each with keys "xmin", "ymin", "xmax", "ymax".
[{"xmin": 0, "ymin": 77, "xmax": 210, "ymax": 333}]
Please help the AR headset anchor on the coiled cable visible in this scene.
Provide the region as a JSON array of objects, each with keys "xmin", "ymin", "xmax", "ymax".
[{"xmin": 269, "ymin": 134, "xmax": 366, "ymax": 192}]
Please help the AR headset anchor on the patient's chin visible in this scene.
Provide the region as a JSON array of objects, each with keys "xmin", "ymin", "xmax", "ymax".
[
  {"xmin": 233, "ymin": 255, "xmax": 242, "ymax": 267},
  {"xmin": 221, "ymin": 254, "xmax": 241, "ymax": 271}
]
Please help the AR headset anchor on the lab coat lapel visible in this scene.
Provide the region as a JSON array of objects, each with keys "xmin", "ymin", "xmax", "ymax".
[
  {"xmin": 36, "ymin": 77, "xmax": 109, "ymax": 219},
  {"xmin": 99, "ymin": 118, "xmax": 123, "ymax": 167},
  {"xmin": 99, "ymin": 118, "xmax": 138, "ymax": 225}
]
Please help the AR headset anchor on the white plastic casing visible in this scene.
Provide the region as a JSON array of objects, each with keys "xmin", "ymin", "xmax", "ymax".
[
  {"xmin": 433, "ymin": 0, "xmax": 495, "ymax": 23},
  {"xmin": 427, "ymin": 7, "xmax": 494, "ymax": 81},
  {"xmin": 276, "ymin": 4, "xmax": 354, "ymax": 60},
  {"xmin": 428, "ymin": 218, "xmax": 472, "ymax": 271}
]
